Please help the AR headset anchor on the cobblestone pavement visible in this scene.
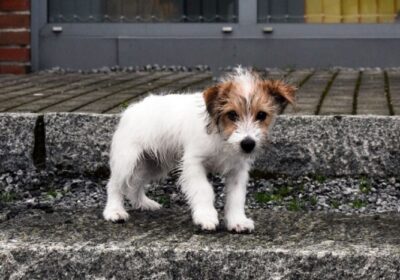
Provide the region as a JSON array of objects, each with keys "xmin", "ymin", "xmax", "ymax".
[{"xmin": 0, "ymin": 68, "xmax": 399, "ymax": 115}]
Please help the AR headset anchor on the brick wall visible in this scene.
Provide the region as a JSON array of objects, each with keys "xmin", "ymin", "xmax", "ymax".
[{"xmin": 0, "ymin": 0, "xmax": 30, "ymax": 74}]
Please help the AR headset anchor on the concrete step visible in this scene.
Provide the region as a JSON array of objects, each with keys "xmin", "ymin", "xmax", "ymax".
[
  {"xmin": 1, "ymin": 207, "xmax": 400, "ymax": 279},
  {"xmin": 1, "ymin": 113, "xmax": 400, "ymax": 177},
  {"xmin": 1, "ymin": 109, "xmax": 399, "ymax": 279}
]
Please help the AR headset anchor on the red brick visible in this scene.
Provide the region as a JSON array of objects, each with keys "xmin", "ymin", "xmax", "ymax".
[
  {"xmin": 0, "ymin": 47, "xmax": 29, "ymax": 61},
  {"xmin": 0, "ymin": 64, "xmax": 29, "ymax": 74},
  {"xmin": 0, "ymin": 0, "xmax": 29, "ymax": 11},
  {"xmin": 0, "ymin": 31, "xmax": 30, "ymax": 45},
  {"xmin": 0, "ymin": 14, "xmax": 30, "ymax": 28}
]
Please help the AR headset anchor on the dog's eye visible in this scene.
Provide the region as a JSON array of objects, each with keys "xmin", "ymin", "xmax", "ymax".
[
  {"xmin": 227, "ymin": 111, "xmax": 239, "ymax": 122},
  {"xmin": 256, "ymin": 111, "xmax": 268, "ymax": 121}
]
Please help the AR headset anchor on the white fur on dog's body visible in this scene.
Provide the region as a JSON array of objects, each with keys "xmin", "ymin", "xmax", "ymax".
[{"xmin": 103, "ymin": 93, "xmax": 258, "ymax": 231}]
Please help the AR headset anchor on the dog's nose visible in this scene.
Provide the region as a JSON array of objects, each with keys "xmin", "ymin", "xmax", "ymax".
[{"xmin": 240, "ymin": 137, "xmax": 256, "ymax": 153}]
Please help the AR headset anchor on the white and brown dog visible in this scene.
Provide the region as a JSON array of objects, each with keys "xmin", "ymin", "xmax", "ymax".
[{"xmin": 103, "ymin": 67, "xmax": 296, "ymax": 232}]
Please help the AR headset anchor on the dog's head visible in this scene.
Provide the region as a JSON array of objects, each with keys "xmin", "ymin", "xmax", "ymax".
[{"xmin": 203, "ymin": 67, "xmax": 296, "ymax": 155}]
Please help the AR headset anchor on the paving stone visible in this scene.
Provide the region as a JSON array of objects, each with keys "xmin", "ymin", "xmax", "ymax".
[
  {"xmin": 265, "ymin": 69, "xmax": 290, "ymax": 80},
  {"xmin": 0, "ymin": 73, "xmax": 43, "ymax": 88},
  {"xmin": 40, "ymin": 72, "xmax": 156, "ymax": 113},
  {"xmin": 5, "ymin": 74, "xmax": 112, "ymax": 112},
  {"xmin": 0, "ymin": 69, "xmax": 396, "ymax": 116},
  {"xmin": 319, "ymin": 70, "xmax": 359, "ymax": 115},
  {"xmin": 387, "ymin": 69, "xmax": 400, "ymax": 115},
  {"xmin": 100, "ymin": 73, "xmax": 211, "ymax": 114},
  {"xmin": 9, "ymin": 74, "xmax": 117, "ymax": 112},
  {"xmin": 81, "ymin": 72, "xmax": 193, "ymax": 113},
  {"xmin": 0, "ymin": 74, "xmax": 66, "ymax": 101},
  {"xmin": 68, "ymin": 72, "xmax": 174, "ymax": 113},
  {"xmin": 285, "ymin": 69, "xmax": 313, "ymax": 86},
  {"xmin": 184, "ymin": 77, "xmax": 214, "ymax": 92},
  {"xmin": 0, "ymin": 74, "xmax": 86, "ymax": 111},
  {"xmin": 0, "ymin": 73, "xmax": 53, "ymax": 94},
  {"xmin": 283, "ymin": 71, "xmax": 335, "ymax": 115},
  {"xmin": 0, "ymin": 74, "xmax": 14, "ymax": 83},
  {"xmin": 357, "ymin": 69, "xmax": 390, "ymax": 115},
  {"xmin": 37, "ymin": 73, "xmax": 141, "ymax": 113}
]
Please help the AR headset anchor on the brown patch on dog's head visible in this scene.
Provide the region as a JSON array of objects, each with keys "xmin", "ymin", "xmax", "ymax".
[
  {"xmin": 203, "ymin": 84, "xmax": 224, "ymax": 117},
  {"xmin": 261, "ymin": 80, "xmax": 296, "ymax": 113},
  {"xmin": 203, "ymin": 81, "xmax": 244, "ymax": 136},
  {"xmin": 249, "ymin": 85, "xmax": 279, "ymax": 133}
]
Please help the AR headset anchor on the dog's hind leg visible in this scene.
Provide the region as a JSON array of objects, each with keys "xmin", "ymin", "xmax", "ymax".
[
  {"xmin": 103, "ymin": 144, "xmax": 141, "ymax": 222},
  {"xmin": 103, "ymin": 176, "xmax": 130, "ymax": 222},
  {"xmin": 125, "ymin": 159, "xmax": 162, "ymax": 211},
  {"xmin": 126, "ymin": 181, "xmax": 162, "ymax": 211}
]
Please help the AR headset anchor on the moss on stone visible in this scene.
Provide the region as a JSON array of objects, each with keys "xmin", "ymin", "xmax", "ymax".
[
  {"xmin": 359, "ymin": 177, "xmax": 372, "ymax": 194},
  {"xmin": 352, "ymin": 199, "xmax": 367, "ymax": 209},
  {"xmin": 0, "ymin": 191, "xmax": 16, "ymax": 203}
]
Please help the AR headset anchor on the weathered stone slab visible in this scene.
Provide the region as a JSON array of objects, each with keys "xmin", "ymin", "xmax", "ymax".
[
  {"xmin": 257, "ymin": 115, "xmax": 400, "ymax": 176},
  {"xmin": 44, "ymin": 113, "xmax": 119, "ymax": 175},
  {"xmin": 39, "ymin": 73, "xmax": 149, "ymax": 113},
  {"xmin": 0, "ymin": 74, "xmax": 80, "ymax": 106},
  {"xmin": 10, "ymin": 74, "xmax": 113, "ymax": 112},
  {"xmin": 0, "ymin": 113, "xmax": 37, "ymax": 173},
  {"xmin": 357, "ymin": 70, "xmax": 389, "ymax": 115},
  {"xmin": 319, "ymin": 70, "xmax": 359, "ymax": 115},
  {"xmin": 387, "ymin": 69, "xmax": 400, "ymax": 115},
  {"xmin": 44, "ymin": 113, "xmax": 400, "ymax": 177},
  {"xmin": 79, "ymin": 72, "xmax": 195, "ymax": 113},
  {"xmin": 1, "ymin": 207, "xmax": 400, "ymax": 279},
  {"xmin": 283, "ymin": 71, "xmax": 335, "ymax": 115}
]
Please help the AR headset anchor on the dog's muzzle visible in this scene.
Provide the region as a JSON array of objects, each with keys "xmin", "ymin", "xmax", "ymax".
[{"xmin": 240, "ymin": 137, "xmax": 256, "ymax": 153}]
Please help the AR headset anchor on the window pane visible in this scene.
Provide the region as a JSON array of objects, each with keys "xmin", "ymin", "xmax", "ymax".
[
  {"xmin": 48, "ymin": 0, "xmax": 238, "ymax": 22},
  {"xmin": 257, "ymin": 0, "xmax": 400, "ymax": 23}
]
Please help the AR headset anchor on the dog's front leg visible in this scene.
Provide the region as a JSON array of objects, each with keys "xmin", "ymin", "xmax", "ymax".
[
  {"xmin": 179, "ymin": 155, "xmax": 219, "ymax": 231},
  {"xmin": 224, "ymin": 164, "xmax": 254, "ymax": 233}
]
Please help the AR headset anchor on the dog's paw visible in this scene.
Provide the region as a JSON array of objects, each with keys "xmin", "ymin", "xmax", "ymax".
[
  {"xmin": 103, "ymin": 207, "xmax": 129, "ymax": 222},
  {"xmin": 192, "ymin": 208, "xmax": 219, "ymax": 231},
  {"xmin": 136, "ymin": 197, "xmax": 162, "ymax": 211},
  {"xmin": 225, "ymin": 216, "xmax": 255, "ymax": 233}
]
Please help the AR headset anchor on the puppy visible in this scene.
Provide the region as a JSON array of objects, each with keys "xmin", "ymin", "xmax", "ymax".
[{"xmin": 103, "ymin": 67, "xmax": 296, "ymax": 232}]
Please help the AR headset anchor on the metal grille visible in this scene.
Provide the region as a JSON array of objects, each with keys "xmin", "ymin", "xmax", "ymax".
[
  {"xmin": 48, "ymin": 0, "xmax": 238, "ymax": 23},
  {"xmin": 258, "ymin": 0, "xmax": 400, "ymax": 23}
]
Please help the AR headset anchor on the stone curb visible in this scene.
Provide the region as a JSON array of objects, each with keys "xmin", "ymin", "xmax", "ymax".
[
  {"xmin": 0, "ymin": 113, "xmax": 399, "ymax": 176},
  {"xmin": 1, "ymin": 208, "xmax": 400, "ymax": 279},
  {"xmin": 44, "ymin": 113, "xmax": 118, "ymax": 176},
  {"xmin": 260, "ymin": 115, "xmax": 400, "ymax": 176},
  {"xmin": 0, "ymin": 113, "xmax": 37, "ymax": 173},
  {"xmin": 2, "ymin": 243, "xmax": 399, "ymax": 279}
]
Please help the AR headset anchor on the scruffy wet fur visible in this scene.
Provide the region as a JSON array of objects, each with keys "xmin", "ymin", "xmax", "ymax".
[{"xmin": 103, "ymin": 67, "xmax": 296, "ymax": 233}]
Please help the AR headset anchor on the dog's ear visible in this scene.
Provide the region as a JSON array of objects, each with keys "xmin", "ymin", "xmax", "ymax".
[
  {"xmin": 263, "ymin": 80, "xmax": 297, "ymax": 109},
  {"xmin": 203, "ymin": 82, "xmax": 233, "ymax": 117},
  {"xmin": 203, "ymin": 85, "xmax": 220, "ymax": 116}
]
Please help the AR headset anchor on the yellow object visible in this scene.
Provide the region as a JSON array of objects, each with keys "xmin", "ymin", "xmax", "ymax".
[
  {"xmin": 360, "ymin": 0, "xmax": 378, "ymax": 23},
  {"xmin": 342, "ymin": 0, "xmax": 359, "ymax": 23},
  {"xmin": 304, "ymin": 0, "xmax": 398, "ymax": 24},
  {"xmin": 305, "ymin": 0, "xmax": 323, "ymax": 23},
  {"xmin": 397, "ymin": 0, "xmax": 400, "ymax": 20},
  {"xmin": 378, "ymin": 0, "xmax": 396, "ymax": 22},
  {"xmin": 323, "ymin": 0, "xmax": 341, "ymax": 22}
]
